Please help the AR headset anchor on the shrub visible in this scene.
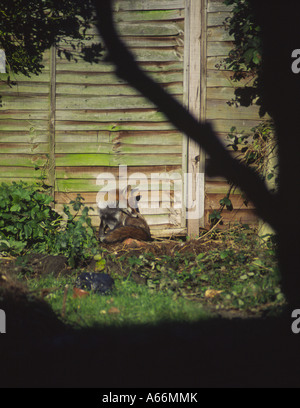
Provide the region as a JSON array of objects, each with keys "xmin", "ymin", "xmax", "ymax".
[{"xmin": 0, "ymin": 181, "xmax": 98, "ymax": 266}]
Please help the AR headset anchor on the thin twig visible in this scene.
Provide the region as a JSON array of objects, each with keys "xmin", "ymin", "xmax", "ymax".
[
  {"xmin": 61, "ymin": 284, "xmax": 69, "ymax": 318},
  {"xmin": 197, "ymin": 217, "xmax": 223, "ymax": 241}
]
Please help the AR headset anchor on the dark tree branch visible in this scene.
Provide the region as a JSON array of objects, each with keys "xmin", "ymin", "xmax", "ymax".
[
  {"xmin": 92, "ymin": 0, "xmax": 280, "ymax": 232},
  {"xmin": 248, "ymin": 0, "xmax": 300, "ymax": 307}
]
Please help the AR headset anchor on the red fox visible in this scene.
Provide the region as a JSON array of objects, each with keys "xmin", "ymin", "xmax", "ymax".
[{"xmin": 98, "ymin": 185, "xmax": 151, "ymax": 244}]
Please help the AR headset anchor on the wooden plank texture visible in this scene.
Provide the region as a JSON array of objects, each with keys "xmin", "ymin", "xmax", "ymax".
[{"xmin": 113, "ymin": 1, "xmax": 185, "ymax": 11}]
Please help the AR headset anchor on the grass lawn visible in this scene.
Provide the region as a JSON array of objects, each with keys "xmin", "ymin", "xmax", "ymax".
[{"xmin": 28, "ymin": 275, "xmax": 210, "ymax": 328}]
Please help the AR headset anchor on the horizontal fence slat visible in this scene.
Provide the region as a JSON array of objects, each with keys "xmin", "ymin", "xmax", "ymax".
[
  {"xmin": 205, "ymin": 193, "xmax": 255, "ymax": 210},
  {"xmin": 207, "ymin": 86, "xmax": 236, "ymax": 100},
  {"xmin": 207, "ymin": 99, "xmax": 261, "ymax": 120},
  {"xmin": 0, "ymin": 120, "xmax": 49, "ymax": 131},
  {"xmin": 207, "ymin": 26, "xmax": 233, "ymax": 42},
  {"xmin": 0, "ymin": 72, "xmax": 50, "ymax": 83},
  {"xmin": 0, "ymin": 132, "xmax": 48, "ymax": 143},
  {"xmin": 207, "ymin": 70, "xmax": 256, "ymax": 88},
  {"xmin": 0, "ymin": 154, "xmax": 48, "ymax": 167},
  {"xmin": 0, "ymin": 166, "xmax": 44, "ymax": 178},
  {"xmin": 207, "ymin": 42, "xmax": 233, "ymax": 57},
  {"xmin": 0, "ymin": 112, "xmax": 49, "ymax": 120},
  {"xmin": 55, "ymin": 165, "xmax": 182, "ymax": 180},
  {"xmin": 113, "ymin": 9, "xmax": 184, "ymax": 22},
  {"xmin": 55, "ymin": 121, "xmax": 176, "ymax": 131},
  {"xmin": 113, "ymin": 1, "xmax": 185, "ymax": 12},
  {"xmin": 208, "ymin": 1, "xmax": 233, "ymax": 13},
  {"xmin": 55, "ymin": 153, "xmax": 181, "ymax": 168},
  {"xmin": 55, "ymin": 109, "xmax": 170, "ymax": 122},
  {"xmin": 207, "ymin": 119, "xmax": 261, "ymax": 135},
  {"xmin": 55, "ymin": 70, "xmax": 183, "ymax": 84},
  {"xmin": 56, "ymin": 59, "xmax": 183, "ymax": 73},
  {"xmin": 54, "ymin": 130, "xmax": 182, "ymax": 144},
  {"xmin": 56, "ymin": 94, "xmax": 182, "ymax": 110},
  {"xmin": 0, "ymin": 95, "xmax": 49, "ymax": 110},
  {"xmin": 0, "ymin": 143, "xmax": 49, "ymax": 154},
  {"xmin": 116, "ymin": 21, "xmax": 183, "ymax": 37},
  {"xmin": 0, "ymin": 82, "xmax": 49, "ymax": 95},
  {"xmin": 207, "ymin": 12, "xmax": 229, "ymax": 27},
  {"xmin": 55, "ymin": 142, "xmax": 181, "ymax": 155}
]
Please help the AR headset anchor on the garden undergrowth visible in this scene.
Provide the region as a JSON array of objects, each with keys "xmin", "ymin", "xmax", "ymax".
[
  {"xmin": 0, "ymin": 181, "xmax": 285, "ymax": 328},
  {"xmin": 20, "ymin": 225, "xmax": 285, "ymax": 328}
]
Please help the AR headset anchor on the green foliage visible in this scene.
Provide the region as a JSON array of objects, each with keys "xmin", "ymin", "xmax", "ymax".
[
  {"xmin": 0, "ymin": 0, "xmax": 102, "ymax": 78},
  {"xmin": 49, "ymin": 195, "xmax": 98, "ymax": 267},
  {"xmin": 102, "ymin": 228, "xmax": 283, "ymax": 313},
  {"xmin": 220, "ymin": 0, "xmax": 266, "ymax": 115},
  {"xmin": 219, "ymin": 197, "xmax": 233, "ymax": 211},
  {"xmin": 0, "ymin": 181, "xmax": 98, "ymax": 266},
  {"xmin": 209, "ymin": 120, "xmax": 277, "ymax": 227},
  {"xmin": 227, "ymin": 121, "xmax": 277, "ymax": 185},
  {"xmin": 223, "ymin": 0, "xmax": 262, "ymax": 76},
  {"xmin": 211, "ymin": 2, "xmax": 277, "ymax": 226},
  {"xmin": 0, "ymin": 181, "xmax": 60, "ymax": 254},
  {"xmin": 209, "ymin": 209, "xmax": 223, "ymax": 227}
]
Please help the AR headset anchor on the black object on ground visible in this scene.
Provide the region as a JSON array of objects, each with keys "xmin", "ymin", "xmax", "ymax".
[{"xmin": 75, "ymin": 272, "xmax": 114, "ymax": 294}]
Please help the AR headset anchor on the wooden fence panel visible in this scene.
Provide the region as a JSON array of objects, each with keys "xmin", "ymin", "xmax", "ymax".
[
  {"xmin": 0, "ymin": 49, "xmax": 51, "ymax": 184},
  {"xmin": 53, "ymin": 1, "xmax": 186, "ymax": 233}
]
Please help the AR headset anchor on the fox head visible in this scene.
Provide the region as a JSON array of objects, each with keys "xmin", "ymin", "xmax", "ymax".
[{"xmin": 98, "ymin": 185, "xmax": 141, "ymax": 212}]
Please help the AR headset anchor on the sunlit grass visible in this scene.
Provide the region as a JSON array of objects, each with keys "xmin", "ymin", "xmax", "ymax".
[
  {"xmin": 22, "ymin": 225, "xmax": 284, "ymax": 327},
  {"xmin": 27, "ymin": 274, "xmax": 210, "ymax": 328}
]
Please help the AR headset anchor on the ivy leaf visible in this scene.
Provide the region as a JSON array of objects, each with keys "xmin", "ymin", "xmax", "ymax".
[
  {"xmin": 10, "ymin": 204, "xmax": 21, "ymax": 212},
  {"xmin": 253, "ymin": 50, "xmax": 261, "ymax": 65},
  {"xmin": 220, "ymin": 197, "xmax": 233, "ymax": 211}
]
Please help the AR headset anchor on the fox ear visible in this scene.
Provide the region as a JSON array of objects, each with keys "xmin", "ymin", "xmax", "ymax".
[{"xmin": 121, "ymin": 185, "xmax": 131, "ymax": 199}]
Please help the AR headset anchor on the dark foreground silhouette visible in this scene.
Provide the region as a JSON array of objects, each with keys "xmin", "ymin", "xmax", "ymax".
[{"xmin": 0, "ymin": 290, "xmax": 299, "ymax": 388}]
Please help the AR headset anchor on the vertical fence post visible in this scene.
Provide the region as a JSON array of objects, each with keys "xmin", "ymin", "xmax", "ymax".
[
  {"xmin": 184, "ymin": 0, "xmax": 207, "ymax": 237},
  {"xmin": 49, "ymin": 45, "xmax": 56, "ymax": 202}
]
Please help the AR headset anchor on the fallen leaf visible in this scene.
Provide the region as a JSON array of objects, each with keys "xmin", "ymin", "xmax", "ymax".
[
  {"xmin": 205, "ymin": 289, "xmax": 223, "ymax": 299},
  {"xmin": 95, "ymin": 258, "xmax": 106, "ymax": 272},
  {"xmin": 72, "ymin": 287, "xmax": 89, "ymax": 299},
  {"xmin": 108, "ymin": 306, "xmax": 120, "ymax": 314}
]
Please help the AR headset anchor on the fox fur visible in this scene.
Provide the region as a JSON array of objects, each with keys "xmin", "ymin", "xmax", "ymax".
[{"xmin": 98, "ymin": 185, "xmax": 151, "ymax": 244}]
